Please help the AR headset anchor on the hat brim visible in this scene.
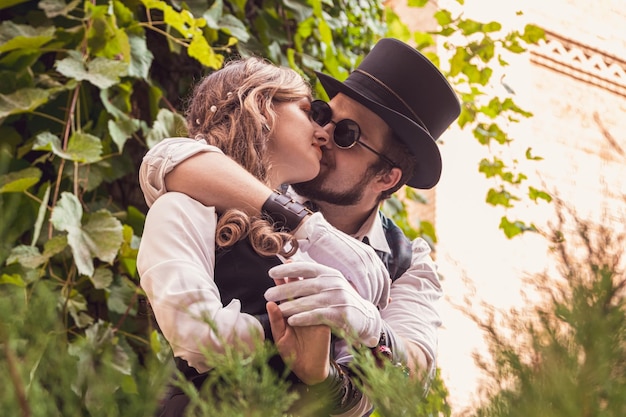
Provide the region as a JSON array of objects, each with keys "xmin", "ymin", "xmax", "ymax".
[{"xmin": 316, "ymin": 71, "xmax": 442, "ymax": 189}]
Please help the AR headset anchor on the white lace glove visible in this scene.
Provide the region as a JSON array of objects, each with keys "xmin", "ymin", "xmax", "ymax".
[
  {"xmin": 294, "ymin": 212, "xmax": 391, "ymax": 310},
  {"xmin": 265, "ymin": 261, "xmax": 383, "ymax": 347}
]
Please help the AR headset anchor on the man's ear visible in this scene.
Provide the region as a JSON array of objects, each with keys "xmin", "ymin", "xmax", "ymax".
[{"xmin": 374, "ymin": 167, "xmax": 402, "ymax": 194}]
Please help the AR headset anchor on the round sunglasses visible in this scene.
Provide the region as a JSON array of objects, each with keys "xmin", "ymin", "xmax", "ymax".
[{"xmin": 310, "ymin": 100, "xmax": 397, "ymax": 167}]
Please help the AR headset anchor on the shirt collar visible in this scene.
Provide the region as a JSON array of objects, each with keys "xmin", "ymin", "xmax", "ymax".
[{"xmin": 353, "ymin": 209, "xmax": 391, "ymax": 255}]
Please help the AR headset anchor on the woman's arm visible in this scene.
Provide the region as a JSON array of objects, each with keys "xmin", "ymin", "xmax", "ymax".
[{"xmin": 138, "ymin": 192, "xmax": 264, "ymax": 372}]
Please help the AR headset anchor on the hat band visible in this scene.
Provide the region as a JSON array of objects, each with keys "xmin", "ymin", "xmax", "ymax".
[{"xmin": 353, "ymin": 69, "xmax": 429, "ymax": 133}]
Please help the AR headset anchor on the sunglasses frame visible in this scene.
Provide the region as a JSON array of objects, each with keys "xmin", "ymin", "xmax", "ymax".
[{"xmin": 311, "ymin": 100, "xmax": 398, "ymax": 168}]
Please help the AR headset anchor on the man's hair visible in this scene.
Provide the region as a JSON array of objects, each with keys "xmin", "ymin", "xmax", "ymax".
[{"xmin": 185, "ymin": 57, "xmax": 312, "ymax": 257}]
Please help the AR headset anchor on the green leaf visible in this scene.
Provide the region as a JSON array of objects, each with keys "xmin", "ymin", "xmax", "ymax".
[
  {"xmin": 50, "ymin": 192, "xmax": 88, "ymax": 272},
  {"xmin": 118, "ymin": 224, "xmax": 139, "ymax": 278},
  {"xmin": 449, "ymin": 47, "xmax": 468, "ymax": 77},
  {"xmin": 473, "ymin": 123, "xmax": 508, "ymax": 145},
  {"xmin": 86, "ymin": 3, "xmax": 131, "ymax": 60},
  {"xmin": 34, "ymin": 131, "xmax": 103, "ymax": 163},
  {"xmin": 521, "ymin": 24, "xmax": 545, "ymax": 44},
  {"xmin": 91, "ymin": 267, "xmax": 114, "ymax": 290},
  {"xmin": 107, "ymin": 276, "xmax": 137, "ymax": 315},
  {"xmin": 55, "ymin": 51, "xmax": 128, "ymax": 89},
  {"xmin": 412, "ymin": 31, "xmax": 435, "ymax": 50},
  {"xmin": 0, "ymin": 272, "xmax": 26, "ymax": 287},
  {"xmin": 478, "ymin": 158, "xmax": 504, "ymax": 178},
  {"xmin": 127, "ymin": 34, "xmax": 153, "ymax": 79},
  {"xmin": 499, "ymin": 216, "xmax": 523, "ymax": 238},
  {"xmin": 525, "ymin": 147, "xmax": 543, "ymax": 161},
  {"xmin": 43, "ymin": 234, "xmax": 67, "ymax": 258},
  {"xmin": 482, "ymin": 21, "xmax": 502, "ymax": 33},
  {"xmin": 486, "ymin": 188, "xmax": 519, "ymax": 208},
  {"xmin": 120, "ymin": 374, "xmax": 138, "ymax": 394},
  {"xmin": 38, "ymin": 0, "xmax": 81, "ymax": 18},
  {"xmin": 188, "ymin": 35, "xmax": 223, "ymax": 68},
  {"xmin": 283, "ymin": 0, "xmax": 313, "ymax": 22},
  {"xmin": 7, "ymin": 244, "xmax": 49, "ymax": 269},
  {"xmin": 50, "ymin": 192, "xmax": 123, "ymax": 276},
  {"xmin": 82, "ymin": 210, "xmax": 124, "ymax": 265},
  {"xmin": 67, "ymin": 132, "xmax": 103, "ymax": 163},
  {"xmin": 146, "ymin": 109, "xmax": 187, "ymax": 148},
  {"xmin": 405, "ymin": 187, "xmax": 428, "ymax": 204},
  {"xmin": 0, "ymin": 21, "xmax": 56, "ymax": 53},
  {"xmin": 108, "ymin": 117, "xmax": 141, "ymax": 152},
  {"xmin": 433, "ymin": 10, "xmax": 453, "ymax": 26},
  {"xmin": 217, "ymin": 14, "xmax": 249, "ymax": 41},
  {"xmin": 0, "ymin": 167, "xmax": 42, "ymax": 193},
  {"xmin": 528, "ymin": 186, "xmax": 552, "ymax": 203},
  {"xmin": 419, "ymin": 220, "xmax": 437, "ymax": 244},
  {"xmin": 0, "ymin": 88, "xmax": 51, "ymax": 118},
  {"xmin": 458, "ymin": 19, "xmax": 482, "ymax": 36},
  {"xmin": 64, "ymin": 288, "xmax": 94, "ymax": 328},
  {"xmin": 407, "ymin": 0, "xmax": 428, "ymax": 6},
  {"xmin": 32, "ymin": 183, "xmax": 50, "ymax": 245},
  {"xmin": 499, "ymin": 216, "xmax": 535, "ymax": 238}
]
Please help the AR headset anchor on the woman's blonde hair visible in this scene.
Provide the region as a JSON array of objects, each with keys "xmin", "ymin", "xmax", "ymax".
[{"xmin": 185, "ymin": 57, "xmax": 312, "ymax": 257}]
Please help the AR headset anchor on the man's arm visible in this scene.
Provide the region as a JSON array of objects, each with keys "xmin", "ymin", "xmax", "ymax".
[{"xmin": 381, "ymin": 237, "xmax": 443, "ymax": 383}]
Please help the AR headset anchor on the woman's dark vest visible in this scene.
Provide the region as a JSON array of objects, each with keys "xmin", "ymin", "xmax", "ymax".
[{"xmin": 173, "ymin": 237, "xmax": 286, "ymax": 382}]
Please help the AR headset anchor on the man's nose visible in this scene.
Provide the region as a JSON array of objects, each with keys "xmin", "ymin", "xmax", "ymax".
[
  {"xmin": 315, "ymin": 123, "xmax": 331, "ymax": 147},
  {"xmin": 319, "ymin": 122, "xmax": 335, "ymax": 149}
]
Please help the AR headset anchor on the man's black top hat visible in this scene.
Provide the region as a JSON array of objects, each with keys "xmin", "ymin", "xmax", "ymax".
[{"xmin": 316, "ymin": 38, "xmax": 461, "ymax": 189}]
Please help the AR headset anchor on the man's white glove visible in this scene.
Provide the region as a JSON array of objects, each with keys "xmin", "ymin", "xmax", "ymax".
[
  {"xmin": 265, "ymin": 261, "xmax": 382, "ymax": 347},
  {"xmin": 294, "ymin": 212, "xmax": 391, "ymax": 310}
]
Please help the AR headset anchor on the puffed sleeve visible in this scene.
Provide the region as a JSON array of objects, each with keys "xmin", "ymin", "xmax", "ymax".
[
  {"xmin": 380, "ymin": 237, "xmax": 442, "ymax": 371},
  {"xmin": 137, "ymin": 192, "xmax": 264, "ymax": 372},
  {"xmin": 139, "ymin": 137, "xmax": 225, "ymax": 207}
]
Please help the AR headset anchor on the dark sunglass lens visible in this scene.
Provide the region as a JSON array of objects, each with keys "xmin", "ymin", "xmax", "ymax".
[
  {"xmin": 333, "ymin": 120, "xmax": 360, "ymax": 148},
  {"xmin": 311, "ymin": 101, "xmax": 331, "ymax": 126}
]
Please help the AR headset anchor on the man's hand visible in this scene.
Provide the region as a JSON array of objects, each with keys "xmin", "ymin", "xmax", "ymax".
[
  {"xmin": 265, "ymin": 262, "xmax": 383, "ymax": 347},
  {"xmin": 266, "ymin": 301, "xmax": 331, "ymax": 385}
]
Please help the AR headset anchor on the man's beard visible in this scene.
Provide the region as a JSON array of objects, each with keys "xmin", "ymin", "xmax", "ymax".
[{"xmin": 292, "ymin": 167, "xmax": 375, "ymax": 207}]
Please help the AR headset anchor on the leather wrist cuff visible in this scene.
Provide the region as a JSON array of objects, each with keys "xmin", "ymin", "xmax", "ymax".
[
  {"xmin": 373, "ymin": 323, "xmax": 410, "ymax": 377},
  {"xmin": 261, "ymin": 190, "xmax": 312, "ymax": 232},
  {"xmin": 253, "ymin": 313, "xmax": 272, "ymax": 341}
]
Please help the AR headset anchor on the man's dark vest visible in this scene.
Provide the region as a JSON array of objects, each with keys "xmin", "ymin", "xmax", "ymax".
[{"xmin": 377, "ymin": 212, "xmax": 413, "ymax": 281}]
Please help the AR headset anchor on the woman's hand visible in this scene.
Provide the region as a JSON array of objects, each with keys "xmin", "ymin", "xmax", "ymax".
[{"xmin": 266, "ymin": 300, "xmax": 331, "ymax": 385}]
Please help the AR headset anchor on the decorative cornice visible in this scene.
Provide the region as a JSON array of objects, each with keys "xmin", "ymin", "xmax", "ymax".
[{"xmin": 530, "ymin": 30, "xmax": 626, "ymax": 98}]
